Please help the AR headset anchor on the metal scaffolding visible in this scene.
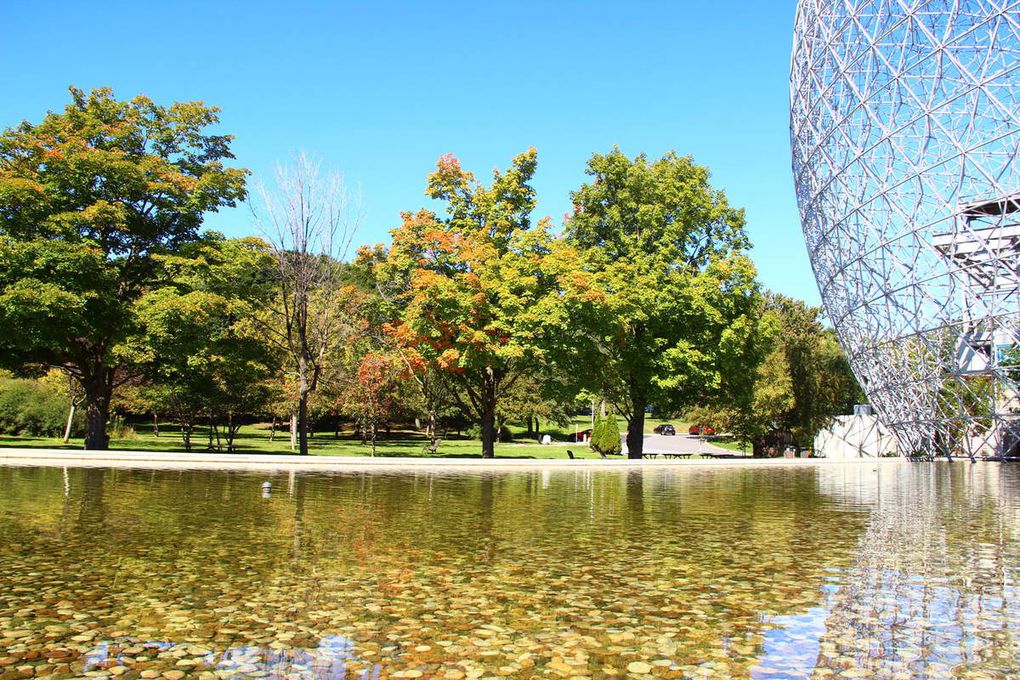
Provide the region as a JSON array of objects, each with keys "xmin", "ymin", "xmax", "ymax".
[{"xmin": 790, "ymin": 1, "xmax": 1020, "ymax": 459}]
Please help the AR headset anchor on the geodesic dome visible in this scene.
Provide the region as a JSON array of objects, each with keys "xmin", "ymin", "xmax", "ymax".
[{"xmin": 790, "ymin": 1, "xmax": 1020, "ymax": 459}]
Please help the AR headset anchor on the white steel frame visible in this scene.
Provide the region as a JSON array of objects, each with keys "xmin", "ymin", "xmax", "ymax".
[{"xmin": 790, "ymin": 0, "xmax": 1020, "ymax": 459}]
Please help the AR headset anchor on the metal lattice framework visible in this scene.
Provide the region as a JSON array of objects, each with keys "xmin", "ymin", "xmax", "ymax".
[{"xmin": 790, "ymin": 1, "xmax": 1020, "ymax": 459}]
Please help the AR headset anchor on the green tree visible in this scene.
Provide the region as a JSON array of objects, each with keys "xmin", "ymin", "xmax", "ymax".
[
  {"xmin": 0, "ymin": 87, "xmax": 247, "ymax": 449},
  {"xmin": 566, "ymin": 149, "xmax": 759, "ymax": 458},
  {"xmin": 127, "ymin": 235, "xmax": 278, "ymax": 452},
  {"xmin": 384, "ymin": 150, "xmax": 568, "ymax": 458},
  {"xmin": 498, "ymin": 372, "xmax": 575, "ymax": 442},
  {"xmin": 766, "ymin": 295, "xmax": 863, "ymax": 449},
  {"xmin": 688, "ymin": 295, "xmax": 863, "ymax": 454},
  {"xmin": 706, "ymin": 306, "xmax": 791, "ymax": 448}
]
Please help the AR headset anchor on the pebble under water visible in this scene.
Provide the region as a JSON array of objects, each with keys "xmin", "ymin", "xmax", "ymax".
[{"xmin": 1, "ymin": 462, "xmax": 1019, "ymax": 679}]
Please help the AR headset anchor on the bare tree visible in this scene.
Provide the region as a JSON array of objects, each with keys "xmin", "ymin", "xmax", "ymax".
[{"xmin": 251, "ymin": 153, "xmax": 361, "ymax": 455}]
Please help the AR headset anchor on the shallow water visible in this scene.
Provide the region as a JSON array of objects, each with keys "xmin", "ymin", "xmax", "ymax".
[{"xmin": 0, "ymin": 463, "xmax": 1018, "ymax": 679}]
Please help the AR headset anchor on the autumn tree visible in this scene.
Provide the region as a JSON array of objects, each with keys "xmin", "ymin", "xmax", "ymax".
[
  {"xmin": 341, "ymin": 352, "xmax": 401, "ymax": 456},
  {"xmin": 352, "ymin": 244, "xmax": 453, "ymax": 449},
  {"xmin": 251, "ymin": 153, "xmax": 361, "ymax": 455},
  {"xmin": 384, "ymin": 150, "xmax": 568, "ymax": 458},
  {"xmin": 566, "ymin": 149, "xmax": 759, "ymax": 458},
  {"xmin": 0, "ymin": 87, "xmax": 247, "ymax": 449}
]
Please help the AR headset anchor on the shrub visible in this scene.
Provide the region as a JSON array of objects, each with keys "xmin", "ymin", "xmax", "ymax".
[
  {"xmin": 0, "ymin": 378, "xmax": 74, "ymax": 437},
  {"xmin": 590, "ymin": 416, "xmax": 605, "ymax": 445},
  {"xmin": 591, "ymin": 415, "xmax": 622, "ymax": 456}
]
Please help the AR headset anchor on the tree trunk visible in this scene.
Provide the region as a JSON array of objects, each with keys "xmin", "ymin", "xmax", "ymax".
[
  {"xmin": 225, "ymin": 413, "xmax": 235, "ymax": 452},
  {"xmin": 153, "ymin": 412, "xmax": 159, "ymax": 438},
  {"xmin": 82, "ymin": 372, "xmax": 113, "ymax": 450},
  {"xmin": 297, "ymin": 393, "xmax": 310, "ymax": 455},
  {"xmin": 269, "ymin": 416, "xmax": 278, "ymax": 442},
  {"xmin": 480, "ymin": 369, "xmax": 497, "ymax": 459},
  {"xmin": 182, "ymin": 422, "xmax": 193, "ymax": 452},
  {"xmin": 425, "ymin": 412, "xmax": 439, "ymax": 454},
  {"xmin": 290, "ymin": 413, "xmax": 298, "ymax": 451},
  {"xmin": 63, "ymin": 401, "xmax": 77, "ymax": 443},
  {"xmin": 626, "ymin": 395, "xmax": 646, "ymax": 459},
  {"xmin": 526, "ymin": 417, "xmax": 534, "ymax": 437}
]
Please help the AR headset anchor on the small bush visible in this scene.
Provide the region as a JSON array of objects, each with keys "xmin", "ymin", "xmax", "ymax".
[
  {"xmin": 591, "ymin": 415, "xmax": 622, "ymax": 456},
  {"xmin": 0, "ymin": 379, "xmax": 75, "ymax": 437}
]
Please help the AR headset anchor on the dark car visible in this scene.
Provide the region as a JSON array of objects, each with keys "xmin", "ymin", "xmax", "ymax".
[{"xmin": 653, "ymin": 424, "xmax": 676, "ymax": 436}]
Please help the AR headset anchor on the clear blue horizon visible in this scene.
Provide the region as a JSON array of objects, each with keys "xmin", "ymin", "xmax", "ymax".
[{"xmin": 0, "ymin": 1, "xmax": 818, "ymax": 304}]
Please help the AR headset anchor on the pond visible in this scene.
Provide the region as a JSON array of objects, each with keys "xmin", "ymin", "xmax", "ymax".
[{"xmin": 0, "ymin": 462, "xmax": 1018, "ymax": 679}]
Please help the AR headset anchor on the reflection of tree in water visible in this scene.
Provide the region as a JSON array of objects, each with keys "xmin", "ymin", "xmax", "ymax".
[
  {"xmin": 797, "ymin": 463, "xmax": 1020, "ymax": 677},
  {"xmin": 75, "ymin": 467, "xmax": 107, "ymax": 530},
  {"xmin": 626, "ymin": 469, "xmax": 644, "ymax": 526},
  {"xmin": 0, "ymin": 465, "xmax": 883, "ymax": 677}
]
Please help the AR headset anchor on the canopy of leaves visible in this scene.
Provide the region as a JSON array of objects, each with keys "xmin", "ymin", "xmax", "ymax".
[
  {"xmin": 125, "ymin": 234, "xmax": 279, "ymax": 433},
  {"xmin": 0, "ymin": 86, "xmax": 248, "ymax": 381},
  {"xmin": 566, "ymin": 148, "xmax": 759, "ymax": 417},
  {"xmin": 383, "ymin": 149, "xmax": 572, "ymax": 423},
  {"xmin": 694, "ymin": 294, "xmax": 865, "ymax": 448}
]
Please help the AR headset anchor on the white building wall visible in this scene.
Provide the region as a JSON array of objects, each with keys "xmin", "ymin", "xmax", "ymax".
[{"xmin": 815, "ymin": 414, "xmax": 900, "ymax": 459}]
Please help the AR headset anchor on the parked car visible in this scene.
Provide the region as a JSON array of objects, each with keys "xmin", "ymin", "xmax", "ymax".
[
  {"xmin": 568, "ymin": 428, "xmax": 593, "ymax": 442},
  {"xmin": 653, "ymin": 424, "xmax": 676, "ymax": 436},
  {"xmin": 688, "ymin": 425, "xmax": 716, "ymax": 436}
]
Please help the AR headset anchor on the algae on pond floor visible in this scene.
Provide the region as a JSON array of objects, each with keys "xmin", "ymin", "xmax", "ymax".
[{"xmin": 0, "ymin": 463, "xmax": 1018, "ymax": 678}]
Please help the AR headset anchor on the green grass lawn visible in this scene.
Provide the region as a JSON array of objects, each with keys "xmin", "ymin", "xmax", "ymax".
[
  {"xmin": 0, "ymin": 418, "xmax": 609, "ymax": 460},
  {"xmin": 0, "ymin": 414, "xmax": 747, "ymax": 459}
]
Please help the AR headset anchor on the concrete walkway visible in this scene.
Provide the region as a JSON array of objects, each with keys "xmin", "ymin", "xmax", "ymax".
[{"xmin": 0, "ymin": 447, "xmax": 912, "ymax": 472}]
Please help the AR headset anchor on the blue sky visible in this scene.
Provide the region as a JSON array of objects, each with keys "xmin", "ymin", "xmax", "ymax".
[{"xmin": 0, "ymin": 0, "xmax": 818, "ymax": 304}]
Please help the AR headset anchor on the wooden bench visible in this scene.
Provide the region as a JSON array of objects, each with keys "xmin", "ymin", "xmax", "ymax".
[{"xmin": 642, "ymin": 452, "xmax": 694, "ymax": 459}]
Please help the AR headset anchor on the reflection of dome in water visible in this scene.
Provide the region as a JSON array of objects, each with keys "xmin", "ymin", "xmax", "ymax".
[{"xmin": 790, "ymin": 1, "xmax": 1020, "ymax": 459}]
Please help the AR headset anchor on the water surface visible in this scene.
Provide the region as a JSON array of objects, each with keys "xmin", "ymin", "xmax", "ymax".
[{"xmin": 1, "ymin": 463, "xmax": 1018, "ymax": 678}]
